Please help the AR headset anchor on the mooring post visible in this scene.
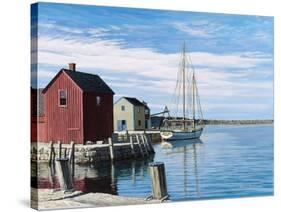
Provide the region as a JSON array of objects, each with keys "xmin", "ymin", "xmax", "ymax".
[
  {"xmin": 58, "ymin": 141, "xmax": 62, "ymax": 158},
  {"xmin": 68, "ymin": 141, "xmax": 75, "ymax": 177},
  {"xmin": 108, "ymin": 137, "xmax": 115, "ymax": 161},
  {"xmin": 129, "ymin": 136, "xmax": 135, "ymax": 157},
  {"xmin": 148, "ymin": 162, "xmax": 169, "ymax": 201},
  {"xmin": 55, "ymin": 158, "xmax": 74, "ymax": 192},
  {"xmin": 48, "ymin": 141, "xmax": 54, "ymax": 164},
  {"xmin": 136, "ymin": 134, "xmax": 144, "ymax": 157}
]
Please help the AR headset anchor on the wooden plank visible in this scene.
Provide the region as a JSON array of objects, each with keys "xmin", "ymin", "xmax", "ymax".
[
  {"xmin": 68, "ymin": 141, "xmax": 75, "ymax": 177},
  {"xmin": 48, "ymin": 141, "xmax": 54, "ymax": 164},
  {"xmin": 58, "ymin": 141, "xmax": 62, "ymax": 158},
  {"xmin": 136, "ymin": 135, "xmax": 144, "ymax": 157},
  {"xmin": 146, "ymin": 134, "xmax": 155, "ymax": 154},
  {"xmin": 55, "ymin": 158, "xmax": 74, "ymax": 191},
  {"xmin": 129, "ymin": 136, "xmax": 135, "ymax": 157},
  {"xmin": 143, "ymin": 134, "xmax": 151, "ymax": 153},
  {"xmin": 141, "ymin": 134, "xmax": 149, "ymax": 156}
]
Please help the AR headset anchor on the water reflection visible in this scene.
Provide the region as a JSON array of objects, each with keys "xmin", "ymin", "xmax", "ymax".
[
  {"xmin": 32, "ymin": 125, "xmax": 273, "ymax": 200},
  {"xmin": 159, "ymin": 139, "xmax": 202, "ymax": 199},
  {"xmin": 32, "ymin": 156, "xmax": 154, "ymax": 196}
]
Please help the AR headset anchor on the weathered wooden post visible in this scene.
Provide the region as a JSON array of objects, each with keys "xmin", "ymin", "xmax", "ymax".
[
  {"xmin": 126, "ymin": 130, "xmax": 129, "ymax": 142},
  {"xmin": 141, "ymin": 134, "xmax": 149, "ymax": 156},
  {"xmin": 55, "ymin": 158, "xmax": 74, "ymax": 192},
  {"xmin": 68, "ymin": 141, "xmax": 75, "ymax": 177},
  {"xmin": 143, "ymin": 134, "xmax": 152, "ymax": 153},
  {"xmin": 64, "ymin": 148, "xmax": 67, "ymax": 158},
  {"xmin": 108, "ymin": 137, "xmax": 115, "ymax": 161},
  {"xmin": 48, "ymin": 141, "xmax": 54, "ymax": 164},
  {"xmin": 129, "ymin": 136, "xmax": 135, "ymax": 157},
  {"xmin": 58, "ymin": 141, "xmax": 62, "ymax": 158},
  {"xmin": 148, "ymin": 162, "xmax": 169, "ymax": 201},
  {"xmin": 146, "ymin": 134, "xmax": 155, "ymax": 154},
  {"xmin": 136, "ymin": 134, "xmax": 144, "ymax": 157}
]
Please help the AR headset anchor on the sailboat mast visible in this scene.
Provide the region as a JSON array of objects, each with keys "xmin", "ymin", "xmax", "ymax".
[
  {"xmin": 192, "ymin": 70, "xmax": 196, "ymax": 129},
  {"xmin": 182, "ymin": 43, "xmax": 186, "ymax": 128}
]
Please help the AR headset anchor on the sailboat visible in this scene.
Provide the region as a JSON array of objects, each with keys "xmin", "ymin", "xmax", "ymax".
[{"xmin": 160, "ymin": 42, "xmax": 204, "ymax": 141}]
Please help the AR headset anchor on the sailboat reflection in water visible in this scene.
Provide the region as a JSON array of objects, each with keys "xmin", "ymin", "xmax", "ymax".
[{"xmin": 161, "ymin": 138, "xmax": 202, "ymax": 198}]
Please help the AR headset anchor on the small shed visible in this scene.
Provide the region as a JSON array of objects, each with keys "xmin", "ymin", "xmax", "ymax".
[{"xmin": 32, "ymin": 63, "xmax": 115, "ymax": 144}]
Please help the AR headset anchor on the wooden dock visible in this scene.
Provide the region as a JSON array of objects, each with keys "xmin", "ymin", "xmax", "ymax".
[{"xmin": 32, "ymin": 132, "xmax": 155, "ymax": 164}]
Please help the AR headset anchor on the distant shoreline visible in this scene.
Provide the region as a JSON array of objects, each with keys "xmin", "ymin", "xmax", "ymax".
[
  {"xmin": 203, "ymin": 119, "xmax": 273, "ymax": 125},
  {"xmin": 150, "ymin": 117, "xmax": 273, "ymax": 127}
]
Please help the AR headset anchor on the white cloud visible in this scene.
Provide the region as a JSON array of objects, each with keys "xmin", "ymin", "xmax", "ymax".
[
  {"xmin": 34, "ymin": 35, "xmax": 273, "ymax": 116},
  {"xmin": 36, "ymin": 36, "xmax": 271, "ymax": 80},
  {"xmin": 38, "ymin": 22, "xmax": 113, "ymax": 38},
  {"xmin": 38, "ymin": 23, "xmax": 84, "ymax": 34},
  {"xmin": 173, "ymin": 22, "xmax": 210, "ymax": 37},
  {"xmin": 191, "ymin": 52, "xmax": 271, "ymax": 68},
  {"xmin": 171, "ymin": 21, "xmax": 228, "ymax": 38}
]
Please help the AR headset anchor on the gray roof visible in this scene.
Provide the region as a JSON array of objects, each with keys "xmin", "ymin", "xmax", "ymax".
[
  {"xmin": 43, "ymin": 69, "xmax": 114, "ymax": 94},
  {"xmin": 63, "ymin": 69, "xmax": 115, "ymax": 94},
  {"xmin": 122, "ymin": 97, "xmax": 150, "ymax": 110}
]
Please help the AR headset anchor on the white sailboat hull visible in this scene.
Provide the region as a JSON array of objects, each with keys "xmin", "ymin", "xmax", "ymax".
[{"xmin": 160, "ymin": 128, "xmax": 203, "ymax": 141}]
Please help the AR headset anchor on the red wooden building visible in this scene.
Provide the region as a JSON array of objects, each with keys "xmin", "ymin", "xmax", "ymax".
[{"xmin": 31, "ymin": 63, "xmax": 115, "ymax": 144}]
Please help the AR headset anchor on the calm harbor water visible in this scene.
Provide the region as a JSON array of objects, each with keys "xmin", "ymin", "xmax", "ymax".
[{"xmin": 34, "ymin": 124, "xmax": 273, "ymax": 201}]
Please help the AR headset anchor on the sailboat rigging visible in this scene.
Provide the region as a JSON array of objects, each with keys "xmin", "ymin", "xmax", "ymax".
[{"xmin": 160, "ymin": 42, "xmax": 204, "ymax": 141}]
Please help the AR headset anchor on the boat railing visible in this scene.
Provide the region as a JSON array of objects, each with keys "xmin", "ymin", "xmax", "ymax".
[{"xmin": 161, "ymin": 118, "xmax": 204, "ymax": 131}]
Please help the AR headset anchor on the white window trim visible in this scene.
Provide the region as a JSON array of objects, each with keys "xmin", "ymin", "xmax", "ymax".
[{"xmin": 58, "ymin": 89, "xmax": 67, "ymax": 107}]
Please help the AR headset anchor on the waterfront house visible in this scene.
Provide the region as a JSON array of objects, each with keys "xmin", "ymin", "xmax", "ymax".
[
  {"xmin": 31, "ymin": 63, "xmax": 115, "ymax": 144},
  {"xmin": 114, "ymin": 97, "xmax": 150, "ymax": 131}
]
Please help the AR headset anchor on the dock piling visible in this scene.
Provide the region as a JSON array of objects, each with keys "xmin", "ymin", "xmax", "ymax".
[
  {"xmin": 68, "ymin": 141, "xmax": 75, "ymax": 176},
  {"xmin": 58, "ymin": 141, "xmax": 62, "ymax": 158},
  {"xmin": 148, "ymin": 162, "xmax": 169, "ymax": 201},
  {"xmin": 48, "ymin": 141, "xmax": 54, "ymax": 164}
]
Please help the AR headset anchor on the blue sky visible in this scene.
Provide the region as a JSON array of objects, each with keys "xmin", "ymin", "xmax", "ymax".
[{"xmin": 31, "ymin": 3, "xmax": 273, "ymax": 120}]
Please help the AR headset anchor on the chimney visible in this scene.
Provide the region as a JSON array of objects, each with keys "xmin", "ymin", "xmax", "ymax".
[{"xmin": 68, "ymin": 63, "xmax": 76, "ymax": 71}]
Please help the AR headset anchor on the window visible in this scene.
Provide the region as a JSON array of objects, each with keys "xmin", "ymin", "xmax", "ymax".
[
  {"xmin": 138, "ymin": 120, "xmax": 141, "ymax": 126},
  {"xmin": 121, "ymin": 105, "xmax": 125, "ymax": 111},
  {"xmin": 137, "ymin": 107, "xmax": 140, "ymax": 113},
  {"xmin": 96, "ymin": 96, "xmax": 101, "ymax": 106},
  {"xmin": 58, "ymin": 90, "xmax": 67, "ymax": 106}
]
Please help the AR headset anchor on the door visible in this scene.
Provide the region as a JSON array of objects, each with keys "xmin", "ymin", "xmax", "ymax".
[{"xmin": 117, "ymin": 120, "xmax": 127, "ymax": 131}]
